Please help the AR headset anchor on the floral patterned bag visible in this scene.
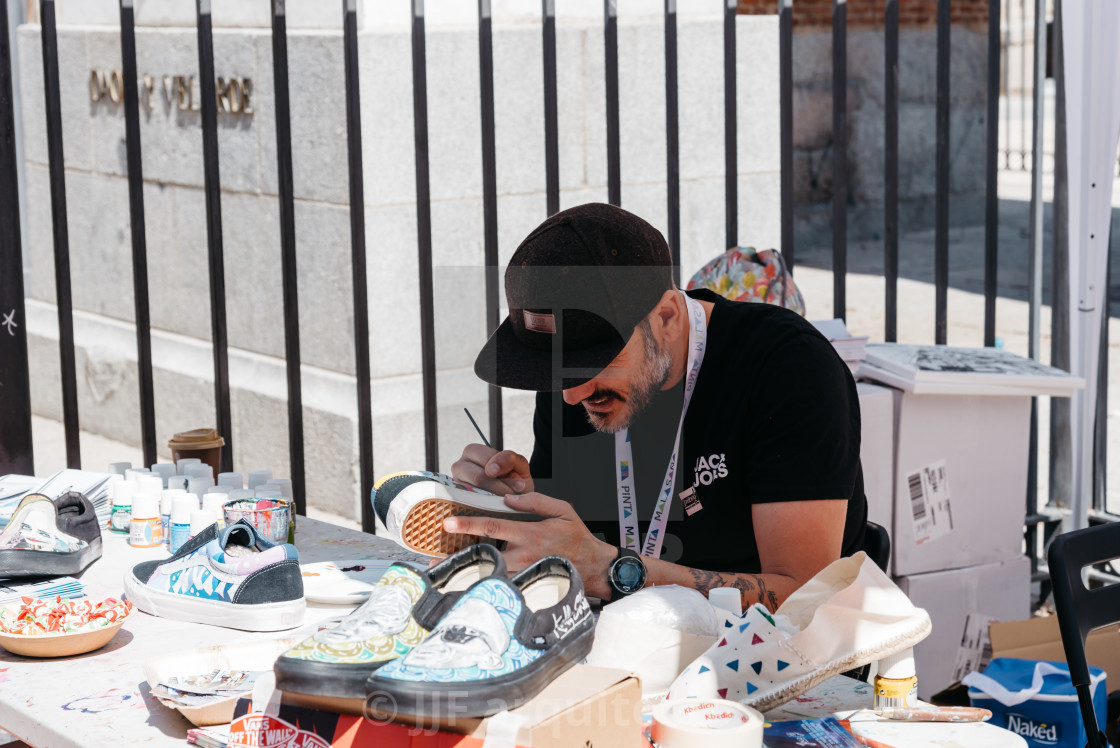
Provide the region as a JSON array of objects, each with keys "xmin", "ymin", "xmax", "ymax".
[{"xmin": 686, "ymin": 247, "xmax": 804, "ymax": 316}]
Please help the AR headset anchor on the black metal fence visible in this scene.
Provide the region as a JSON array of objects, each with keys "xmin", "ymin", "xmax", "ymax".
[{"xmin": 0, "ymin": 0, "xmax": 1110, "ymax": 574}]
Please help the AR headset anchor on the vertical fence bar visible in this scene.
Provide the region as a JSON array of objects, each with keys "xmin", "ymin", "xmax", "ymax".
[
  {"xmin": 884, "ymin": 0, "xmax": 899, "ymax": 342},
  {"xmin": 0, "ymin": 0, "xmax": 32, "ymax": 474},
  {"xmin": 1025, "ymin": 0, "xmax": 1043, "ymax": 518},
  {"xmin": 1001, "ymin": 1, "xmax": 1010, "ymax": 169},
  {"xmin": 479, "ymin": 0, "xmax": 503, "ymax": 450},
  {"xmin": 665, "ymin": 0, "xmax": 679, "ymax": 283},
  {"xmin": 934, "ymin": 0, "xmax": 950, "ymax": 345},
  {"xmin": 270, "ymin": 0, "xmax": 306, "ymax": 515},
  {"xmin": 40, "ymin": 0, "xmax": 80, "ymax": 467},
  {"xmin": 119, "ymin": 0, "xmax": 157, "ymax": 468},
  {"xmin": 411, "ymin": 0, "xmax": 438, "ymax": 471},
  {"xmin": 728, "ymin": 0, "xmax": 742, "ymax": 253},
  {"xmin": 1048, "ymin": 0, "xmax": 1071, "ymax": 515},
  {"xmin": 196, "ymin": 0, "xmax": 233, "ymax": 472},
  {"xmin": 542, "ymin": 0, "xmax": 559, "ymax": 217},
  {"xmin": 831, "ymin": 0, "xmax": 847, "ymax": 321},
  {"xmin": 342, "ymin": 0, "xmax": 375, "ymax": 532},
  {"xmin": 604, "ymin": 0, "xmax": 621, "ymax": 206},
  {"xmin": 1093, "ymin": 249, "xmax": 1110, "ymax": 511},
  {"xmin": 1018, "ymin": 0, "xmax": 1026, "ymax": 171},
  {"xmin": 984, "ymin": 0, "xmax": 1001, "ymax": 349}
]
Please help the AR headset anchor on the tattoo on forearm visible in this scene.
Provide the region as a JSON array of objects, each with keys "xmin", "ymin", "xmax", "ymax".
[{"xmin": 687, "ymin": 568, "xmax": 779, "ymax": 612}]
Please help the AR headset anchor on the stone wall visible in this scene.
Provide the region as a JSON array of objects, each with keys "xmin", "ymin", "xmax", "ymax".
[{"xmin": 16, "ymin": 4, "xmax": 780, "ymax": 521}]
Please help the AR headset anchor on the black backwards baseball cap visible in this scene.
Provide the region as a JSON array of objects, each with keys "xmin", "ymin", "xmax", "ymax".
[{"xmin": 473, "ymin": 203, "xmax": 674, "ymax": 392}]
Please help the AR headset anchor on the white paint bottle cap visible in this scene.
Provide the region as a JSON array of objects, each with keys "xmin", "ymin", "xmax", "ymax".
[
  {"xmin": 185, "ymin": 464, "xmax": 214, "ymax": 480},
  {"xmin": 168, "ymin": 475, "xmax": 188, "ymax": 491},
  {"xmin": 247, "ymin": 470, "xmax": 273, "ymax": 489},
  {"xmin": 150, "ymin": 463, "xmax": 176, "ymax": 487},
  {"xmin": 190, "ymin": 508, "xmax": 217, "ymax": 537},
  {"xmin": 137, "ymin": 475, "xmax": 164, "ymax": 498},
  {"xmin": 218, "ymin": 472, "xmax": 243, "ymax": 490},
  {"xmin": 709, "ymin": 587, "xmax": 743, "ymax": 617},
  {"xmin": 131, "ymin": 494, "xmax": 159, "ymax": 521},
  {"xmin": 112, "ymin": 480, "xmax": 136, "ymax": 504},
  {"xmin": 202, "ymin": 492, "xmax": 229, "ymax": 515},
  {"xmin": 108, "ymin": 462, "xmax": 132, "ymax": 476},
  {"xmin": 171, "ymin": 494, "xmax": 199, "ymax": 525},
  {"xmin": 160, "ymin": 491, "xmax": 176, "ymax": 517},
  {"xmin": 176, "ymin": 457, "xmax": 202, "ymax": 469},
  {"xmin": 124, "ymin": 468, "xmax": 150, "ymax": 483}
]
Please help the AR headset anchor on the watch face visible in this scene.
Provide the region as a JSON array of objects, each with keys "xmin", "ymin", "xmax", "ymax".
[{"xmin": 613, "ymin": 557, "xmax": 646, "ymax": 594}]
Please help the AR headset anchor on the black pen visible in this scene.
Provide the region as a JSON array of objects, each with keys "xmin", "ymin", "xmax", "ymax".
[{"xmin": 463, "ymin": 408, "xmax": 491, "ymax": 448}]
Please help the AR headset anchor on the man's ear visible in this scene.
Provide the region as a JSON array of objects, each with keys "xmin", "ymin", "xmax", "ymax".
[{"xmin": 651, "ymin": 288, "xmax": 685, "ymax": 343}]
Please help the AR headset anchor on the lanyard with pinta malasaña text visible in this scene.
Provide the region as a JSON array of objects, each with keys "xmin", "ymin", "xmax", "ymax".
[{"xmin": 615, "ymin": 293, "xmax": 707, "ymax": 558}]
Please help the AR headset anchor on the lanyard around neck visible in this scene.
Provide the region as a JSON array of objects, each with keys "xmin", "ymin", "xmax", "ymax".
[{"xmin": 615, "ymin": 293, "xmax": 707, "ymax": 558}]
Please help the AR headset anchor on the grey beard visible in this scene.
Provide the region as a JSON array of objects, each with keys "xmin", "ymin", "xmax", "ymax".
[{"xmin": 587, "ymin": 323, "xmax": 674, "ymax": 434}]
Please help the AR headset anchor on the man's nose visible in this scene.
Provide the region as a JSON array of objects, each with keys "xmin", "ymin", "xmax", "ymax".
[{"xmin": 562, "ymin": 380, "xmax": 597, "ymax": 406}]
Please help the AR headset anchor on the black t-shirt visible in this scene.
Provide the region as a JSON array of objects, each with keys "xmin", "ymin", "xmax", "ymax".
[{"xmin": 529, "ymin": 288, "xmax": 867, "ymax": 573}]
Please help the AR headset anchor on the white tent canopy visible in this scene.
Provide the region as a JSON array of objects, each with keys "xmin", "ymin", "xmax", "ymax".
[{"xmin": 1063, "ymin": 0, "xmax": 1120, "ymax": 529}]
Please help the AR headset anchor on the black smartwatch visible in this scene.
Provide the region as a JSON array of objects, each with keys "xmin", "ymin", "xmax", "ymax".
[{"xmin": 607, "ymin": 547, "xmax": 648, "ymax": 600}]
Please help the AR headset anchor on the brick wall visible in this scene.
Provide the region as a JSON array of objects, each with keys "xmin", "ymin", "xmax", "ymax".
[{"xmin": 736, "ymin": 0, "xmax": 989, "ymax": 31}]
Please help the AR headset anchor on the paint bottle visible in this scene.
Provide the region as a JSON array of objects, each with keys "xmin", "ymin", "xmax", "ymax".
[
  {"xmin": 129, "ymin": 495, "xmax": 163, "ymax": 548},
  {"xmin": 189, "ymin": 507, "xmax": 217, "ymax": 540},
  {"xmin": 169, "ymin": 494, "xmax": 198, "ymax": 553},
  {"xmin": 873, "ymin": 648, "xmax": 918, "ymax": 710},
  {"xmin": 110, "ymin": 481, "xmax": 135, "ymax": 534},
  {"xmin": 160, "ymin": 489, "xmax": 183, "ymax": 547},
  {"xmin": 202, "ymin": 492, "xmax": 228, "ymax": 530}
]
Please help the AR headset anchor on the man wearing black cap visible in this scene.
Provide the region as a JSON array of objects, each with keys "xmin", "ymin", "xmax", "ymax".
[{"xmin": 451, "ymin": 203, "xmax": 866, "ymax": 611}]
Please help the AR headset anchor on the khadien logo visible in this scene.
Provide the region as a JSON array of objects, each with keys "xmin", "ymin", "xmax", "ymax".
[{"xmin": 1005, "ymin": 713, "xmax": 1059, "ymax": 745}]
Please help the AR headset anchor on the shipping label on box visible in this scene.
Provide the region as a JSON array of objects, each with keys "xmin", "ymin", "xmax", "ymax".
[{"xmin": 905, "ymin": 459, "xmax": 954, "ymax": 545}]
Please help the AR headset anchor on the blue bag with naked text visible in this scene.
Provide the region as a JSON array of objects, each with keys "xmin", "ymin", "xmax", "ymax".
[{"xmin": 963, "ymin": 657, "xmax": 1107, "ymax": 747}]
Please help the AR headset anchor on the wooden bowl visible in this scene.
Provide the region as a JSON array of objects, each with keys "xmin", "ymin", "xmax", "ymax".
[{"xmin": 0, "ymin": 607, "xmax": 131, "ymax": 658}]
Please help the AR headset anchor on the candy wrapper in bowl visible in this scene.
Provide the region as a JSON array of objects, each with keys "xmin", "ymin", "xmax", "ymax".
[
  {"xmin": 222, "ymin": 498, "xmax": 293, "ymax": 544},
  {"xmin": 0, "ymin": 595, "xmax": 133, "ymax": 657}
]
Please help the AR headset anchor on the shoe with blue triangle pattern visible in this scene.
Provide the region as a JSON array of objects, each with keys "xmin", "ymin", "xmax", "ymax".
[
  {"xmin": 667, "ymin": 552, "xmax": 931, "ymax": 711},
  {"xmin": 124, "ymin": 519, "xmax": 305, "ymax": 631}
]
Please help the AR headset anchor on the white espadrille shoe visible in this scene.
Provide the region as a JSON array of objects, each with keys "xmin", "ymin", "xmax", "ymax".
[{"xmin": 667, "ymin": 552, "xmax": 932, "ymax": 711}]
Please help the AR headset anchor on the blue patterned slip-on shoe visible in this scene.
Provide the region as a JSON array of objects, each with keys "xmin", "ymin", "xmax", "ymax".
[
  {"xmin": 274, "ymin": 543, "xmax": 507, "ymax": 699},
  {"xmin": 366, "ymin": 555, "xmax": 595, "ymax": 719},
  {"xmin": 0, "ymin": 492, "xmax": 102, "ymax": 578},
  {"xmin": 372, "ymin": 471, "xmax": 544, "ymax": 558},
  {"xmin": 124, "ymin": 519, "xmax": 305, "ymax": 631}
]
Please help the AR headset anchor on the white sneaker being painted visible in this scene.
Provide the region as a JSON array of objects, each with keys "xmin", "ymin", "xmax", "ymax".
[
  {"xmin": 371, "ymin": 471, "xmax": 543, "ymax": 557},
  {"xmin": 668, "ymin": 552, "xmax": 932, "ymax": 711}
]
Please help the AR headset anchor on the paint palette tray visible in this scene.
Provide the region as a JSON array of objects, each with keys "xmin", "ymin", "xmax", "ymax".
[
  {"xmin": 143, "ymin": 637, "xmax": 304, "ymax": 727},
  {"xmin": 300, "ymin": 559, "xmax": 427, "ymax": 605}
]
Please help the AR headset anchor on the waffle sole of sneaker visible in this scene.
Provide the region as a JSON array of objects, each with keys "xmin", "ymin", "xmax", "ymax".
[
  {"xmin": 274, "ymin": 654, "xmax": 393, "ymax": 699},
  {"xmin": 398, "ymin": 499, "xmax": 542, "ymax": 557},
  {"xmin": 365, "ymin": 622, "xmax": 595, "ymax": 719},
  {"xmin": 0, "ymin": 537, "xmax": 102, "ymax": 578},
  {"xmin": 747, "ymin": 615, "xmax": 933, "ymax": 712},
  {"xmin": 123, "ymin": 570, "xmax": 305, "ymax": 632}
]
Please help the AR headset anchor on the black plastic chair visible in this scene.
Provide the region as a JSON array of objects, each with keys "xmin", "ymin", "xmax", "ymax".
[
  {"xmin": 864, "ymin": 520, "xmax": 891, "ymax": 573},
  {"xmin": 1047, "ymin": 523, "xmax": 1120, "ymax": 748}
]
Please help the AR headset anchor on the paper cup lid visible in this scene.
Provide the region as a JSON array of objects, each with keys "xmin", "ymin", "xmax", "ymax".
[{"xmin": 168, "ymin": 428, "xmax": 225, "ymax": 450}]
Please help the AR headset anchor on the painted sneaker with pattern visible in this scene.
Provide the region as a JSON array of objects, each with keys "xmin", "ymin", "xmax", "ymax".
[
  {"xmin": 668, "ymin": 552, "xmax": 932, "ymax": 711},
  {"xmin": 0, "ymin": 492, "xmax": 102, "ymax": 578},
  {"xmin": 124, "ymin": 519, "xmax": 304, "ymax": 631},
  {"xmin": 273, "ymin": 543, "xmax": 507, "ymax": 699},
  {"xmin": 365, "ymin": 555, "xmax": 595, "ymax": 718},
  {"xmin": 372, "ymin": 471, "xmax": 543, "ymax": 557}
]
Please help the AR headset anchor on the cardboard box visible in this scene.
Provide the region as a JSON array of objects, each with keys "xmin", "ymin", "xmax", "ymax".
[
  {"xmin": 857, "ymin": 382, "xmax": 895, "ymax": 529},
  {"xmin": 889, "ymin": 391, "xmax": 1032, "ymax": 576},
  {"xmin": 989, "ymin": 614, "xmax": 1120, "ymax": 684},
  {"xmin": 232, "ymin": 665, "xmax": 643, "ymax": 748},
  {"xmin": 896, "ymin": 555, "xmax": 1031, "ymax": 699}
]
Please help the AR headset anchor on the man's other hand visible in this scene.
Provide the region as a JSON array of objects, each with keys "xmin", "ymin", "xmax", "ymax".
[
  {"xmin": 444, "ymin": 492, "xmax": 615, "ymax": 599},
  {"xmin": 451, "ymin": 444, "xmax": 535, "ymax": 495}
]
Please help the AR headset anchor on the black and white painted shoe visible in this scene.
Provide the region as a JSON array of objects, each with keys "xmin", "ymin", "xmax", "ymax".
[
  {"xmin": 366, "ymin": 555, "xmax": 595, "ymax": 719},
  {"xmin": 0, "ymin": 492, "xmax": 102, "ymax": 578},
  {"xmin": 372, "ymin": 471, "xmax": 543, "ymax": 557}
]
